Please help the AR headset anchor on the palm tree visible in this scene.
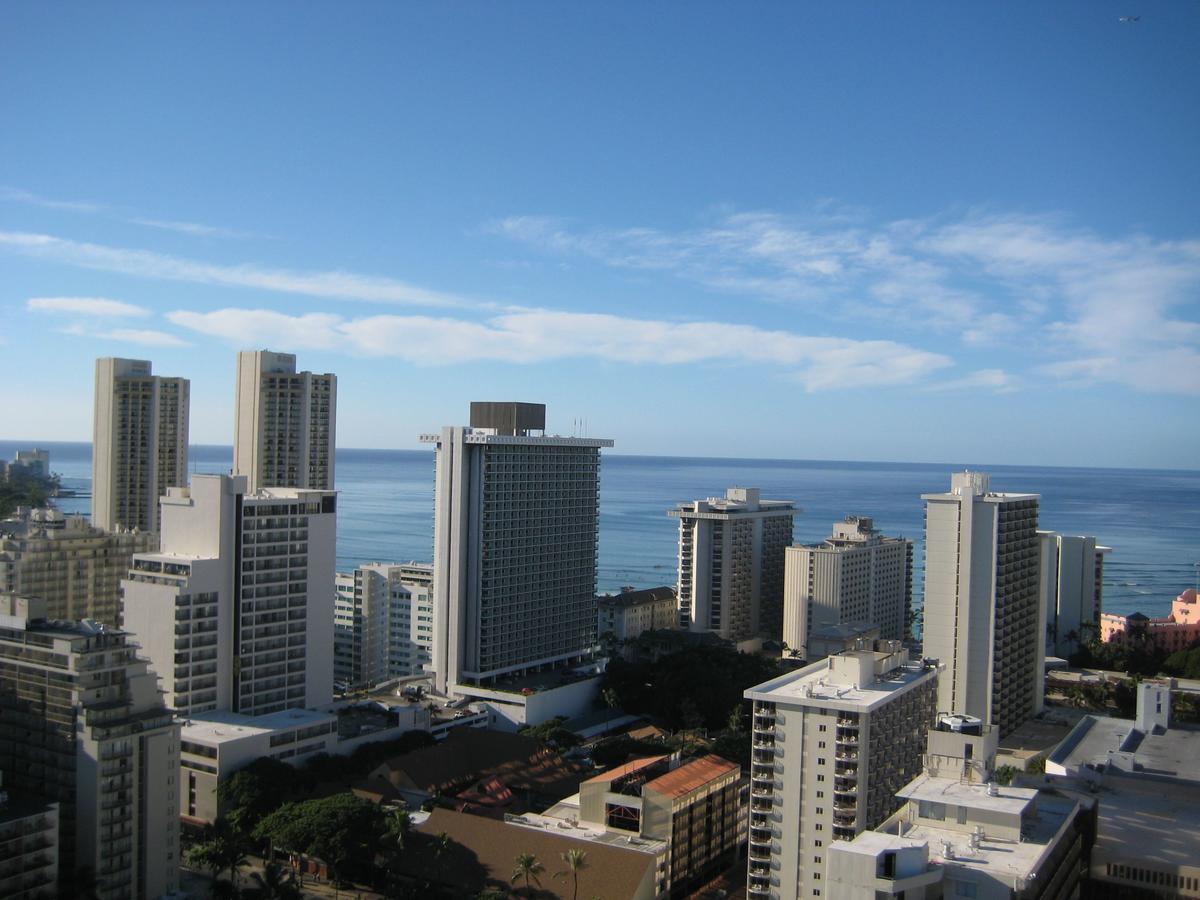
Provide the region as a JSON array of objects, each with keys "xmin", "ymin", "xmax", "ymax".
[
  {"xmin": 555, "ymin": 848, "xmax": 588, "ymax": 900},
  {"xmin": 511, "ymin": 852, "xmax": 544, "ymax": 898},
  {"xmin": 384, "ymin": 808, "xmax": 412, "ymax": 856},
  {"xmin": 246, "ymin": 861, "xmax": 302, "ymax": 900}
]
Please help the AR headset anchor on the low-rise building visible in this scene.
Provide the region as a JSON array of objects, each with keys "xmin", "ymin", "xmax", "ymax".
[
  {"xmin": 598, "ymin": 586, "xmax": 679, "ymax": 643},
  {"xmin": 1100, "ymin": 588, "xmax": 1200, "ymax": 655}
]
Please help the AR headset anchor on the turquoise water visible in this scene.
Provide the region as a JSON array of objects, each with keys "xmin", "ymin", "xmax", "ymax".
[{"xmin": 5, "ymin": 441, "xmax": 1197, "ymax": 619}]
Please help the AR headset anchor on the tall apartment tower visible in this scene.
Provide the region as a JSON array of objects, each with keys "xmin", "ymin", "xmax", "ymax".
[
  {"xmin": 0, "ymin": 596, "xmax": 180, "ymax": 900},
  {"xmin": 234, "ymin": 350, "xmax": 336, "ymax": 492},
  {"xmin": 334, "ymin": 562, "xmax": 435, "ymax": 687},
  {"xmin": 421, "ymin": 402, "xmax": 612, "ymax": 695},
  {"xmin": 92, "ymin": 357, "xmax": 189, "ymax": 534},
  {"xmin": 1039, "ymin": 532, "xmax": 1111, "ymax": 658},
  {"xmin": 744, "ymin": 644, "xmax": 940, "ymax": 900},
  {"xmin": 121, "ymin": 474, "xmax": 336, "ymax": 717},
  {"xmin": 670, "ymin": 488, "xmax": 795, "ymax": 644},
  {"xmin": 922, "ymin": 472, "xmax": 1043, "ymax": 737},
  {"xmin": 782, "ymin": 516, "xmax": 913, "ymax": 661}
]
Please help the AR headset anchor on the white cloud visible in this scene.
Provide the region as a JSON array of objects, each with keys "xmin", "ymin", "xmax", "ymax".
[
  {"xmin": 0, "ymin": 230, "xmax": 474, "ymax": 309},
  {"xmin": 168, "ymin": 306, "xmax": 953, "ymax": 391},
  {"xmin": 491, "ymin": 210, "xmax": 1200, "ymax": 395},
  {"xmin": 925, "ymin": 368, "xmax": 1018, "ymax": 393},
  {"xmin": 128, "ymin": 217, "xmax": 264, "ymax": 239},
  {"xmin": 57, "ymin": 322, "xmax": 190, "ymax": 347},
  {"xmin": 0, "ymin": 186, "xmax": 101, "ymax": 213},
  {"xmin": 27, "ymin": 296, "xmax": 150, "ymax": 317}
]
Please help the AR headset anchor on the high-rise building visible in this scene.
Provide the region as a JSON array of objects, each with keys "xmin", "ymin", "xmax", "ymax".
[
  {"xmin": 421, "ymin": 402, "xmax": 612, "ymax": 695},
  {"xmin": 745, "ymin": 644, "xmax": 940, "ymax": 900},
  {"xmin": 0, "ymin": 509, "xmax": 155, "ymax": 626},
  {"xmin": 1038, "ymin": 531, "xmax": 1111, "ymax": 658},
  {"xmin": 92, "ymin": 357, "xmax": 189, "ymax": 534},
  {"xmin": 0, "ymin": 596, "xmax": 180, "ymax": 900},
  {"xmin": 670, "ymin": 487, "xmax": 795, "ymax": 644},
  {"xmin": 782, "ymin": 516, "xmax": 912, "ymax": 661},
  {"xmin": 921, "ymin": 472, "xmax": 1043, "ymax": 737},
  {"xmin": 121, "ymin": 474, "xmax": 336, "ymax": 717},
  {"xmin": 233, "ymin": 350, "xmax": 336, "ymax": 492},
  {"xmin": 334, "ymin": 561, "xmax": 435, "ymax": 687},
  {"xmin": 0, "ymin": 772, "xmax": 59, "ymax": 900}
]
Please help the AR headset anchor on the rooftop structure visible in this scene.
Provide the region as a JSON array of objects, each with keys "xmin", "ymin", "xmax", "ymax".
[{"xmin": 670, "ymin": 487, "xmax": 795, "ymax": 644}]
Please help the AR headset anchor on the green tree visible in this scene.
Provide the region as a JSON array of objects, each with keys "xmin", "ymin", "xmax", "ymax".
[
  {"xmin": 253, "ymin": 793, "xmax": 385, "ymax": 885},
  {"xmin": 384, "ymin": 807, "xmax": 412, "ymax": 856},
  {"xmin": 220, "ymin": 757, "xmax": 297, "ymax": 835},
  {"xmin": 993, "ymin": 765, "xmax": 1017, "ymax": 786},
  {"xmin": 511, "ymin": 853, "xmax": 544, "ymax": 898},
  {"xmin": 555, "ymin": 849, "xmax": 587, "ymax": 900},
  {"xmin": 245, "ymin": 862, "xmax": 302, "ymax": 900},
  {"xmin": 189, "ymin": 819, "xmax": 250, "ymax": 896}
]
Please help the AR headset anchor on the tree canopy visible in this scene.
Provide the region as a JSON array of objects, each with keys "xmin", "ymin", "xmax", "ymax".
[{"xmin": 252, "ymin": 793, "xmax": 386, "ymax": 881}]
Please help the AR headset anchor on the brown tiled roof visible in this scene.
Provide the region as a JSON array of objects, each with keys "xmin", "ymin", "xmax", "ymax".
[
  {"xmin": 583, "ymin": 755, "xmax": 669, "ymax": 784},
  {"xmin": 401, "ymin": 808, "xmax": 654, "ymax": 899},
  {"xmin": 643, "ymin": 754, "xmax": 739, "ymax": 799}
]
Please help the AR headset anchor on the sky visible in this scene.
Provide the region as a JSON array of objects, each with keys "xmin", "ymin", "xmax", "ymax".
[{"xmin": 1, "ymin": 3, "xmax": 1198, "ymax": 469}]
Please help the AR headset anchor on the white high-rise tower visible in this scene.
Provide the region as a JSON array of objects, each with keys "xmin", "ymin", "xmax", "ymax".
[
  {"xmin": 92, "ymin": 357, "xmax": 189, "ymax": 533},
  {"xmin": 234, "ymin": 350, "xmax": 336, "ymax": 492},
  {"xmin": 421, "ymin": 402, "xmax": 612, "ymax": 695},
  {"xmin": 921, "ymin": 471, "xmax": 1043, "ymax": 737}
]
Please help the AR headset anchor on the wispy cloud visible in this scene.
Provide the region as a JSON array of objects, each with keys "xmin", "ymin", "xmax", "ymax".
[
  {"xmin": 924, "ymin": 368, "xmax": 1018, "ymax": 393},
  {"xmin": 490, "ymin": 210, "xmax": 1200, "ymax": 394},
  {"xmin": 57, "ymin": 324, "xmax": 191, "ymax": 348},
  {"xmin": 0, "ymin": 187, "xmax": 102, "ymax": 213},
  {"xmin": 0, "ymin": 230, "xmax": 475, "ymax": 309},
  {"xmin": 27, "ymin": 296, "xmax": 150, "ymax": 317},
  {"xmin": 128, "ymin": 217, "xmax": 265, "ymax": 240},
  {"xmin": 167, "ymin": 306, "xmax": 953, "ymax": 391}
]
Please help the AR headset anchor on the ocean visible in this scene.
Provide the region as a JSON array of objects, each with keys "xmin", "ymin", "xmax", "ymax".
[{"xmin": 5, "ymin": 441, "xmax": 1197, "ymax": 620}]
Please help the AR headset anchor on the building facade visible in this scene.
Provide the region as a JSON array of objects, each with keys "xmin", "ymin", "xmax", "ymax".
[
  {"xmin": 598, "ymin": 586, "xmax": 679, "ymax": 643},
  {"xmin": 0, "ymin": 597, "xmax": 179, "ymax": 900},
  {"xmin": 421, "ymin": 402, "xmax": 612, "ymax": 694},
  {"xmin": 0, "ymin": 777, "xmax": 58, "ymax": 900},
  {"xmin": 1038, "ymin": 531, "xmax": 1111, "ymax": 658},
  {"xmin": 334, "ymin": 562, "xmax": 435, "ymax": 687},
  {"xmin": 744, "ymin": 645, "xmax": 940, "ymax": 900},
  {"xmin": 782, "ymin": 516, "xmax": 912, "ymax": 661},
  {"xmin": 234, "ymin": 350, "xmax": 336, "ymax": 492},
  {"xmin": 92, "ymin": 357, "xmax": 189, "ymax": 534},
  {"xmin": 670, "ymin": 488, "xmax": 795, "ymax": 644},
  {"xmin": 0, "ymin": 509, "xmax": 155, "ymax": 627},
  {"xmin": 121, "ymin": 474, "xmax": 336, "ymax": 718},
  {"xmin": 921, "ymin": 472, "xmax": 1043, "ymax": 738},
  {"xmin": 1100, "ymin": 588, "xmax": 1200, "ymax": 655}
]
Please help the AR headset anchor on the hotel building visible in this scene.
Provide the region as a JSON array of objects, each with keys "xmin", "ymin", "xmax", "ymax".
[
  {"xmin": 921, "ymin": 472, "xmax": 1043, "ymax": 737},
  {"xmin": 92, "ymin": 357, "xmax": 189, "ymax": 534},
  {"xmin": 744, "ymin": 644, "xmax": 939, "ymax": 900},
  {"xmin": 121, "ymin": 473, "xmax": 336, "ymax": 717},
  {"xmin": 234, "ymin": 350, "xmax": 336, "ymax": 492},
  {"xmin": 670, "ymin": 488, "xmax": 795, "ymax": 644},
  {"xmin": 334, "ymin": 561, "xmax": 435, "ymax": 687},
  {"xmin": 0, "ymin": 597, "xmax": 180, "ymax": 900},
  {"xmin": 597, "ymin": 586, "xmax": 679, "ymax": 644},
  {"xmin": 782, "ymin": 516, "xmax": 912, "ymax": 661},
  {"xmin": 421, "ymin": 402, "xmax": 612, "ymax": 695},
  {"xmin": 1038, "ymin": 531, "xmax": 1111, "ymax": 658}
]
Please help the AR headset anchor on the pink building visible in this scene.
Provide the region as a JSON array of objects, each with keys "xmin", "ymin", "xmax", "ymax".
[{"xmin": 1101, "ymin": 589, "xmax": 1200, "ymax": 654}]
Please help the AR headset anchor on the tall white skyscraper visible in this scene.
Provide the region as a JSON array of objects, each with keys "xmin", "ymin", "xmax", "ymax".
[
  {"xmin": 782, "ymin": 516, "xmax": 912, "ymax": 660},
  {"xmin": 670, "ymin": 488, "xmax": 795, "ymax": 644},
  {"xmin": 233, "ymin": 350, "xmax": 336, "ymax": 492},
  {"xmin": 121, "ymin": 474, "xmax": 336, "ymax": 716},
  {"xmin": 921, "ymin": 471, "xmax": 1042, "ymax": 737},
  {"xmin": 745, "ymin": 644, "xmax": 940, "ymax": 900},
  {"xmin": 1039, "ymin": 531, "xmax": 1111, "ymax": 658},
  {"xmin": 421, "ymin": 402, "xmax": 612, "ymax": 695},
  {"xmin": 92, "ymin": 357, "xmax": 189, "ymax": 534}
]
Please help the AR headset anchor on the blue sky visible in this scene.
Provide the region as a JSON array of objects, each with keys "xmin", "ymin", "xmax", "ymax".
[{"xmin": 2, "ymin": 3, "xmax": 1197, "ymax": 468}]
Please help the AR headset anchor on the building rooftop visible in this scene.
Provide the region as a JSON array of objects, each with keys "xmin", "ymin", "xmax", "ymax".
[
  {"xmin": 643, "ymin": 754, "xmax": 738, "ymax": 798},
  {"xmin": 745, "ymin": 649, "xmax": 938, "ymax": 712},
  {"xmin": 835, "ymin": 829, "xmax": 929, "ymax": 858},
  {"xmin": 892, "ymin": 791, "xmax": 1077, "ymax": 889},
  {"xmin": 808, "ymin": 621, "xmax": 879, "ymax": 641},
  {"xmin": 597, "ymin": 586, "xmax": 676, "ymax": 608},
  {"xmin": 1048, "ymin": 715, "xmax": 1200, "ymax": 782},
  {"xmin": 584, "ymin": 755, "xmax": 669, "ymax": 785},
  {"xmin": 181, "ymin": 708, "xmax": 335, "ymax": 745},
  {"xmin": 897, "ymin": 774, "xmax": 1036, "ymax": 817}
]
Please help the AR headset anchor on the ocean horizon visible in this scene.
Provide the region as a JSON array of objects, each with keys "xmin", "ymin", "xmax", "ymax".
[{"xmin": 5, "ymin": 440, "xmax": 1198, "ymax": 622}]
